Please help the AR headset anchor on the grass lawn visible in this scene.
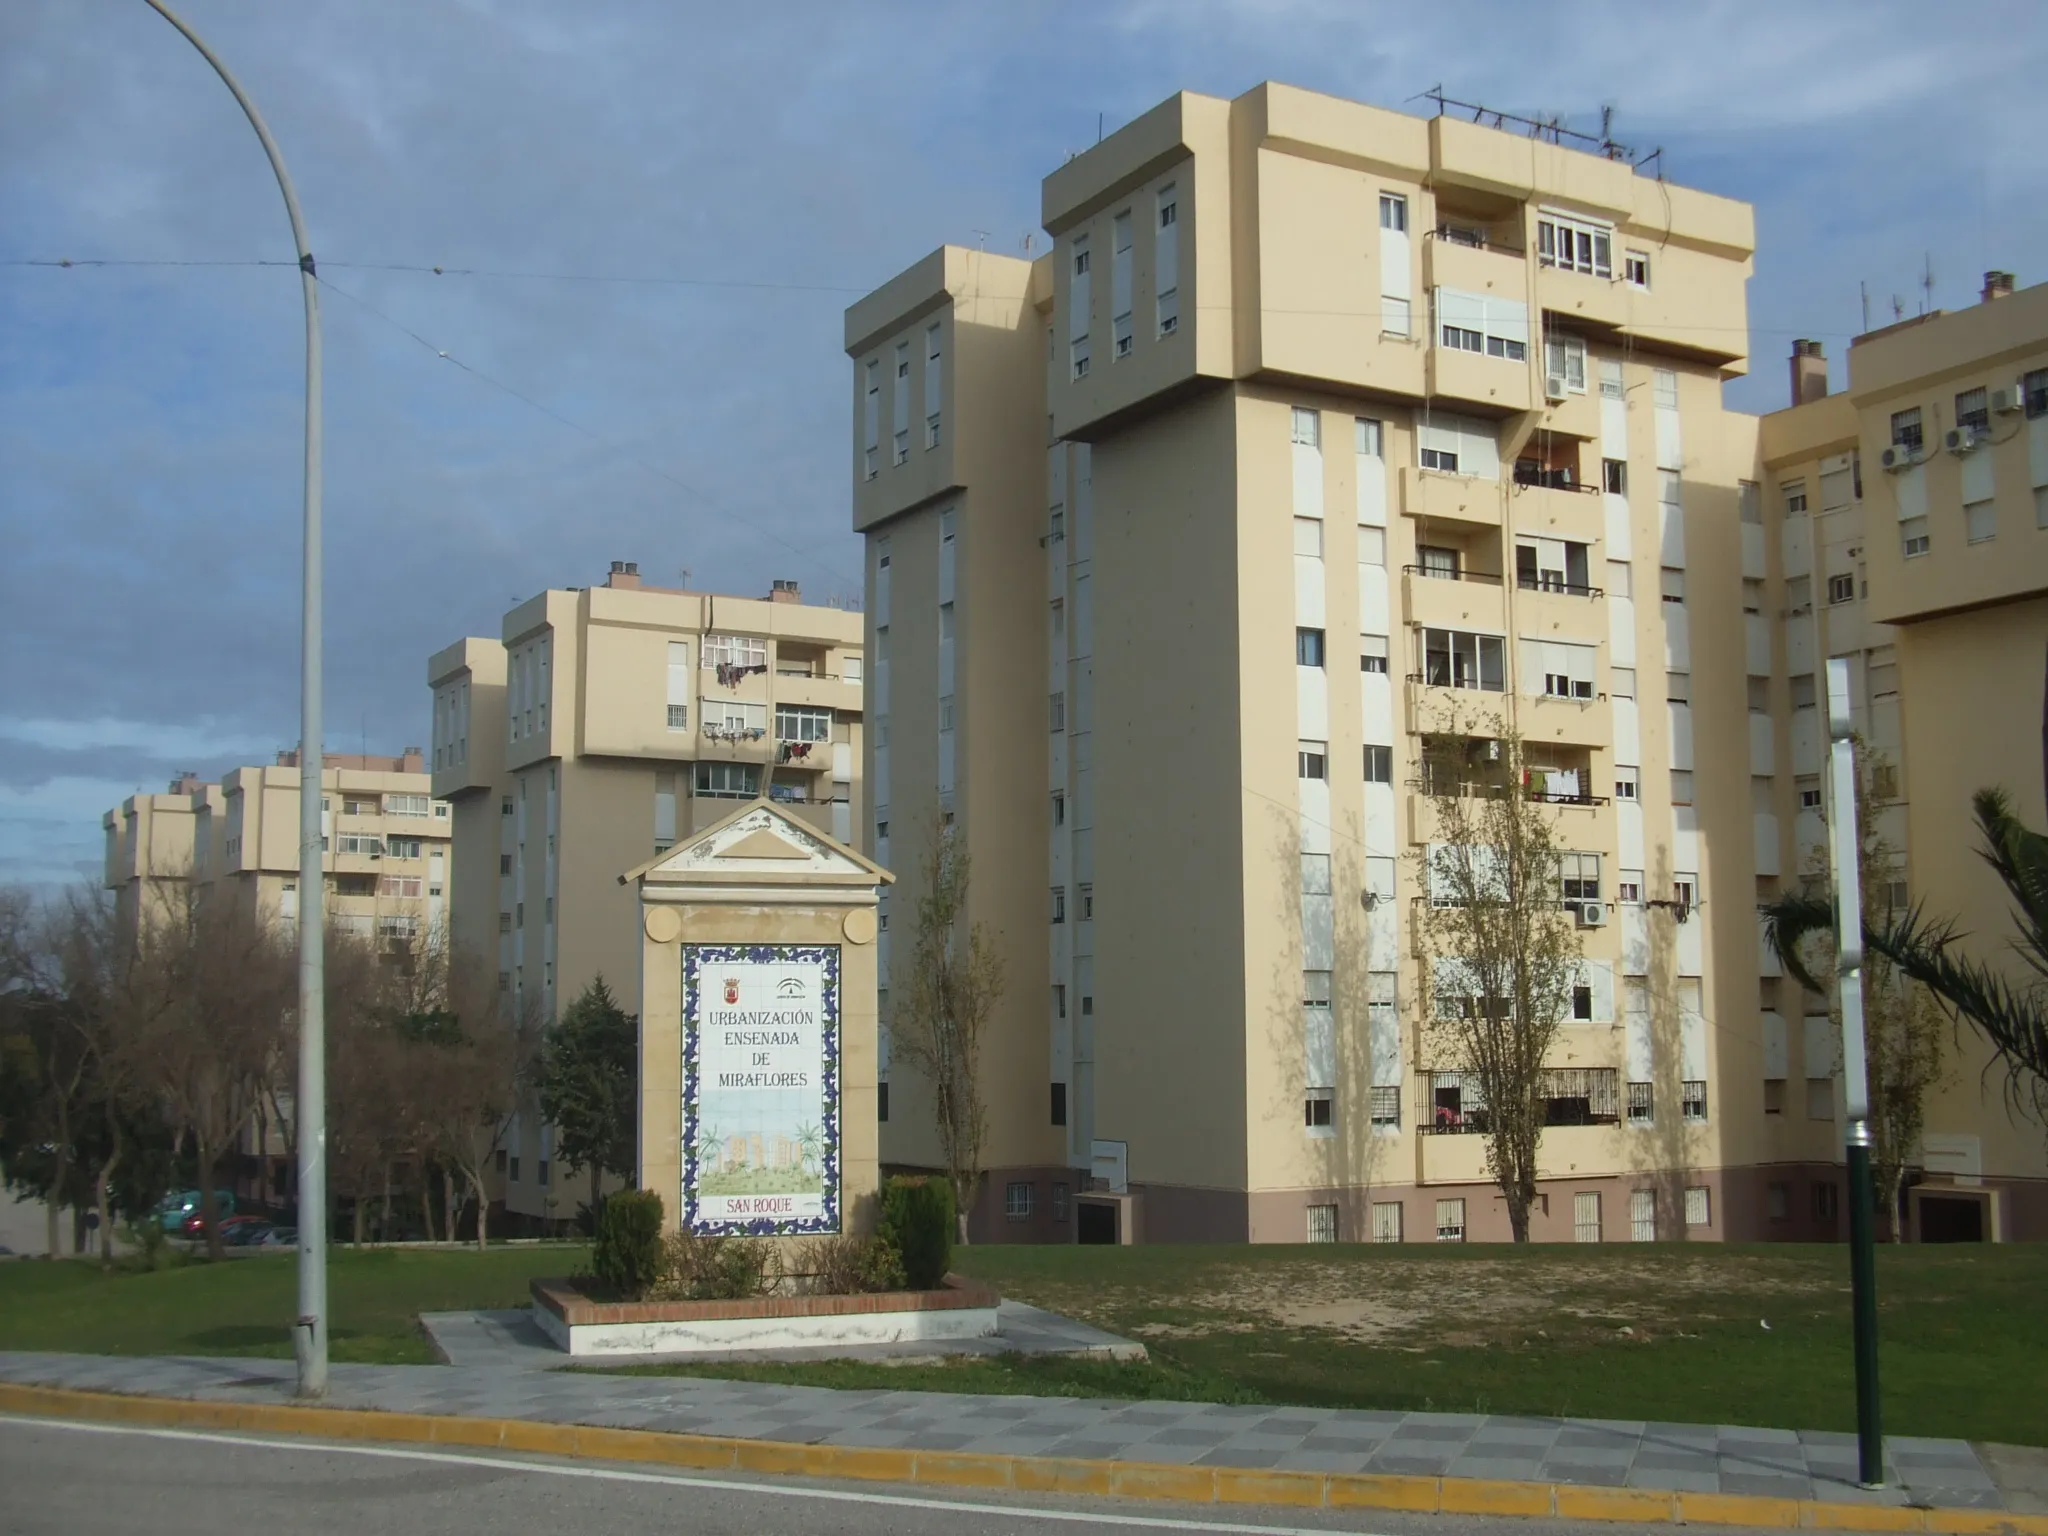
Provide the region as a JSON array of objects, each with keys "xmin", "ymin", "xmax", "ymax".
[
  {"xmin": 0, "ymin": 1245, "xmax": 588, "ymax": 1365},
  {"xmin": 593, "ymin": 1243, "xmax": 2048, "ymax": 1447}
]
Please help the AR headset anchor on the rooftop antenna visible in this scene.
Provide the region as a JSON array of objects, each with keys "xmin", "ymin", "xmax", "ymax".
[
  {"xmin": 1919, "ymin": 252, "xmax": 1935, "ymax": 316},
  {"xmin": 970, "ymin": 229, "xmax": 990, "ymax": 251},
  {"xmin": 1860, "ymin": 280, "xmax": 1870, "ymax": 334},
  {"xmin": 1097, "ymin": 111, "xmax": 1104, "ymax": 144},
  {"xmin": 678, "ymin": 567, "xmax": 691, "ymax": 589},
  {"xmin": 1891, "ymin": 294, "xmax": 1905, "ymax": 322}
]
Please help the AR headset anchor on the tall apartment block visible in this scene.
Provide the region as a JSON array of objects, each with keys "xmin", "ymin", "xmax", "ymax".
[
  {"xmin": 104, "ymin": 748, "xmax": 450, "ymax": 948},
  {"xmin": 1755, "ymin": 276, "xmax": 2048, "ymax": 1242},
  {"xmin": 428, "ymin": 563, "xmax": 863, "ymax": 1220},
  {"xmin": 848, "ymin": 81, "xmax": 2047, "ymax": 1244}
]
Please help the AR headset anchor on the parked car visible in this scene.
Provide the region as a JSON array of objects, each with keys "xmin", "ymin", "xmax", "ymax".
[
  {"xmin": 255, "ymin": 1226, "xmax": 296, "ymax": 1250},
  {"xmin": 157, "ymin": 1191, "xmax": 236, "ymax": 1233},
  {"xmin": 218, "ymin": 1217, "xmax": 271, "ymax": 1246}
]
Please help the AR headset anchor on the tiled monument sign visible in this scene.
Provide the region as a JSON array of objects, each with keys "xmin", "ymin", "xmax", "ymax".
[{"xmin": 630, "ymin": 799, "xmax": 891, "ymax": 1242}]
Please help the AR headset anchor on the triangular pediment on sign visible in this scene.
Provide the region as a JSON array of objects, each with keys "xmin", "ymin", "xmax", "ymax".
[{"xmin": 619, "ymin": 797, "xmax": 892, "ymax": 888}]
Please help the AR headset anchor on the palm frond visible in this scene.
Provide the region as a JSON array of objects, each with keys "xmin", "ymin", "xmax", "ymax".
[
  {"xmin": 1761, "ymin": 892, "xmax": 1835, "ymax": 996},
  {"xmin": 1973, "ymin": 788, "xmax": 2048, "ymax": 982}
]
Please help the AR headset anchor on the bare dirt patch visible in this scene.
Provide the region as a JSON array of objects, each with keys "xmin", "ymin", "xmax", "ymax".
[{"xmin": 1088, "ymin": 1254, "xmax": 1835, "ymax": 1348}]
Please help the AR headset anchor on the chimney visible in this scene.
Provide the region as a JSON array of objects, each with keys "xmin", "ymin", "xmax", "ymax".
[
  {"xmin": 1982, "ymin": 270, "xmax": 2015, "ymax": 303},
  {"xmin": 168, "ymin": 772, "xmax": 202, "ymax": 795},
  {"xmin": 400, "ymin": 747, "xmax": 425, "ymax": 773},
  {"xmin": 769, "ymin": 579, "xmax": 801, "ymax": 604},
  {"xmin": 1789, "ymin": 339, "xmax": 1828, "ymax": 405},
  {"xmin": 606, "ymin": 559, "xmax": 641, "ymax": 591},
  {"xmin": 276, "ymin": 748, "xmax": 298, "ymax": 768}
]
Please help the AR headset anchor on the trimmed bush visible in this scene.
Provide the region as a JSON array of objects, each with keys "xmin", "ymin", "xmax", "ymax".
[
  {"xmin": 590, "ymin": 1190, "xmax": 665, "ymax": 1299},
  {"xmin": 877, "ymin": 1176, "xmax": 953, "ymax": 1290}
]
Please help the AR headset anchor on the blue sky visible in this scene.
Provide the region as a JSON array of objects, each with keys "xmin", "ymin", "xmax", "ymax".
[{"xmin": 3, "ymin": 0, "xmax": 2043, "ymax": 889}]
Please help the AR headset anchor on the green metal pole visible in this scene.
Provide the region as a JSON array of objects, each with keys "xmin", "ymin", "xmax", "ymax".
[{"xmin": 1846, "ymin": 1132, "xmax": 1884, "ymax": 1485}]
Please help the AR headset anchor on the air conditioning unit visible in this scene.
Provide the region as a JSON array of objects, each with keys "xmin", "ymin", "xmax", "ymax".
[
  {"xmin": 1991, "ymin": 384, "xmax": 2023, "ymax": 415},
  {"xmin": 1576, "ymin": 900, "xmax": 1608, "ymax": 928},
  {"xmin": 1879, "ymin": 444, "xmax": 1916, "ymax": 472},
  {"xmin": 1944, "ymin": 426, "xmax": 1983, "ymax": 455},
  {"xmin": 1544, "ymin": 375, "xmax": 1570, "ymax": 402}
]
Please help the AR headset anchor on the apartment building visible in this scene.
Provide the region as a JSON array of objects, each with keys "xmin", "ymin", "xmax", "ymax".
[
  {"xmin": 104, "ymin": 749, "xmax": 451, "ymax": 948},
  {"xmin": 427, "ymin": 563, "xmax": 863, "ymax": 1220},
  {"xmin": 1756, "ymin": 276, "xmax": 2048, "ymax": 1242},
  {"xmin": 848, "ymin": 80, "xmax": 2043, "ymax": 1246}
]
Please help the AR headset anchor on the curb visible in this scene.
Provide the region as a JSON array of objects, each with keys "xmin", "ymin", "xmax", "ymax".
[{"xmin": 0, "ymin": 1382, "xmax": 2037, "ymax": 1534}]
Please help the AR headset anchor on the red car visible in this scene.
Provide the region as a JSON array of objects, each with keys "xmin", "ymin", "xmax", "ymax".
[{"xmin": 186, "ymin": 1212, "xmax": 263, "ymax": 1239}]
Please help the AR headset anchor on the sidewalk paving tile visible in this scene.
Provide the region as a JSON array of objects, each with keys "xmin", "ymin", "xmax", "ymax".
[
  {"xmin": 1542, "ymin": 1461, "xmax": 1634, "ymax": 1486},
  {"xmin": 1627, "ymin": 1467, "xmax": 1720, "ymax": 1494}
]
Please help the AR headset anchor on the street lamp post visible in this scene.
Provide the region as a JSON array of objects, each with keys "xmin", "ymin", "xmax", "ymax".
[
  {"xmin": 1823, "ymin": 656, "xmax": 1882, "ymax": 1486},
  {"xmin": 142, "ymin": 0, "xmax": 327, "ymax": 1398}
]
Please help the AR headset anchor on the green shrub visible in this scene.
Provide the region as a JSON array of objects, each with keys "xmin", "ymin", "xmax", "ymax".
[
  {"xmin": 649, "ymin": 1230, "xmax": 781, "ymax": 1300},
  {"xmin": 801, "ymin": 1232, "xmax": 908, "ymax": 1296},
  {"xmin": 591, "ymin": 1190, "xmax": 665, "ymax": 1299},
  {"xmin": 877, "ymin": 1176, "xmax": 953, "ymax": 1290}
]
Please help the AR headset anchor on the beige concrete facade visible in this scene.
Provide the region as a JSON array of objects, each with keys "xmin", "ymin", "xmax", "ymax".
[
  {"xmin": 103, "ymin": 749, "xmax": 450, "ymax": 949},
  {"xmin": 429, "ymin": 564, "xmax": 864, "ymax": 1221},
  {"xmin": 1758, "ymin": 275, "xmax": 2048, "ymax": 1241},
  {"xmin": 848, "ymin": 80, "xmax": 2048, "ymax": 1245}
]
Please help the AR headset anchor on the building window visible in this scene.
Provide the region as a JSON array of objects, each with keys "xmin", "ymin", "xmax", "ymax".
[
  {"xmin": 694, "ymin": 762, "xmax": 761, "ymax": 799},
  {"xmin": 1051, "ymin": 1083, "xmax": 1067, "ymax": 1126},
  {"xmin": 1543, "ymin": 330, "xmax": 1588, "ymax": 395},
  {"xmin": 1370, "ymin": 1085, "xmax": 1400, "ymax": 1129},
  {"xmin": 1617, "ymin": 871, "xmax": 1643, "ymax": 902},
  {"xmin": 1422, "ymin": 628, "xmax": 1507, "ymax": 692},
  {"xmin": 1783, "ymin": 482, "xmax": 1808, "ymax": 516},
  {"xmin": 1297, "ymin": 740, "xmax": 1328, "ymax": 780},
  {"xmin": 1361, "ymin": 636, "xmax": 1389, "ymax": 674},
  {"xmin": 1807, "ymin": 1076, "xmax": 1835, "ymax": 1120},
  {"xmin": 1079, "ymin": 883, "xmax": 1094, "ymax": 920},
  {"xmin": 1653, "ymin": 368, "xmax": 1679, "ymax": 409},
  {"xmin": 1536, "ymin": 212, "xmax": 1612, "ymax": 278},
  {"xmin": 1966, "ymin": 500, "xmax": 1997, "ymax": 544},
  {"xmin": 1615, "ymin": 767, "xmax": 1639, "ymax": 800},
  {"xmin": 2024, "ymin": 368, "xmax": 2048, "ymax": 418},
  {"xmin": 1574, "ymin": 1192, "xmax": 1601, "ymax": 1243},
  {"xmin": 1815, "ymin": 1182, "xmax": 1841, "ymax": 1221},
  {"xmin": 1624, "ymin": 250, "xmax": 1650, "ymax": 288},
  {"xmin": 1291, "ymin": 407, "xmax": 1321, "ymax": 447},
  {"xmin": 1891, "ymin": 408, "xmax": 1923, "ymax": 452},
  {"xmin": 1304, "ymin": 1087, "xmax": 1334, "ymax": 1129},
  {"xmin": 1902, "ymin": 517, "xmax": 1931, "ymax": 558},
  {"xmin": 1371, "ymin": 1202, "xmax": 1403, "ymax": 1243},
  {"xmin": 1767, "ymin": 1181, "xmax": 1791, "ymax": 1222},
  {"xmin": 1295, "ymin": 627, "xmax": 1326, "ymax": 667},
  {"xmin": 1434, "ymin": 1198, "xmax": 1466, "ymax": 1242},
  {"xmin": 1363, "ymin": 744, "xmax": 1392, "ymax": 783},
  {"xmin": 1005, "ymin": 1182, "xmax": 1033, "ymax": 1220},
  {"xmin": 1683, "ymin": 1080, "xmax": 1708, "ymax": 1123},
  {"xmin": 1419, "ymin": 446, "xmax": 1460, "ymax": 472},
  {"xmin": 1306, "ymin": 1204, "xmax": 1338, "ymax": 1243},
  {"xmin": 1052, "ymin": 1182, "xmax": 1070, "ymax": 1220},
  {"xmin": 1050, "ymin": 887, "xmax": 1066, "ymax": 925},
  {"xmin": 1670, "ymin": 771, "xmax": 1695, "ymax": 806},
  {"xmin": 1955, "ymin": 386, "xmax": 1990, "ymax": 432},
  {"xmin": 1603, "ymin": 458, "xmax": 1627, "ymax": 495},
  {"xmin": 937, "ymin": 695, "xmax": 955, "ymax": 734},
  {"xmin": 1051, "ymin": 791, "xmax": 1065, "ymax": 826},
  {"xmin": 1626, "ymin": 1080, "xmax": 1654, "ymax": 1124},
  {"xmin": 1379, "ymin": 193, "xmax": 1407, "ymax": 232},
  {"xmin": 1049, "ymin": 692, "xmax": 1066, "ymax": 732},
  {"xmin": 776, "ymin": 704, "xmax": 832, "ymax": 742},
  {"xmin": 499, "ymin": 854, "xmax": 512, "ymax": 875},
  {"xmin": 1630, "ymin": 1188, "xmax": 1656, "ymax": 1242},
  {"xmin": 1441, "ymin": 323, "xmax": 1483, "ymax": 354},
  {"xmin": 1827, "ymin": 574, "xmax": 1855, "ymax": 605},
  {"xmin": 1559, "ymin": 851, "xmax": 1601, "ymax": 902}
]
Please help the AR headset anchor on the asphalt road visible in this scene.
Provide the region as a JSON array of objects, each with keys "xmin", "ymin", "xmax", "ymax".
[{"xmin": 0, "ymin": 1413, "xmax": 1755, "ymax": 1535}]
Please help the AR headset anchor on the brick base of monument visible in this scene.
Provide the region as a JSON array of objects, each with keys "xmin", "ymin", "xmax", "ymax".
[{"xmin": 530, "ymin": 1275, "xmax": 1003, "ymax": 1357}]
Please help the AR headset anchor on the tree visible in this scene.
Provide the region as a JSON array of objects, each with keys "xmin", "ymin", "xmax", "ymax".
[
  {"xmin": 533, "ymin": 976, "xmax": 638, "ymax": 1219},
  {"xmin": 1767, "ymin": 645, "xmax": 2048, "ymax": 1148},
  {"xmin": 1415, "ymin": 727, "xmax": 1585, "ymax": 1242},
  {"xmin": 892, "ymin": 809, "xmax": 1006, "ymax": 1244},
  {"xmin": 121, "ymin": 884, "xmax": 295, "ymax": 1258}
]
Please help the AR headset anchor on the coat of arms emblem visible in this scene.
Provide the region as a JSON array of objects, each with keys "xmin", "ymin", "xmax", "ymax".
[{"xmin": 722, "ymin": 977, "xmax": 740, "ymax": 1005}]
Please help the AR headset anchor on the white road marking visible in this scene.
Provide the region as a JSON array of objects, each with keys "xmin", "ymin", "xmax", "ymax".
[{"xmin": 0, "ymin": 1413, "xmax": 1380, "ymax": 1534}]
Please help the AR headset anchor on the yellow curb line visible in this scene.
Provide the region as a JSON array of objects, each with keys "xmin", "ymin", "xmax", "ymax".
[{"xmin": 0, "ymin": 1381, "xmax": 2039, "ymax": 1535}]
